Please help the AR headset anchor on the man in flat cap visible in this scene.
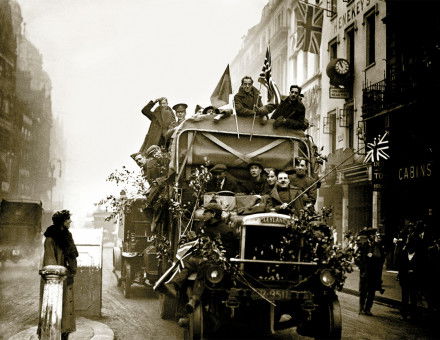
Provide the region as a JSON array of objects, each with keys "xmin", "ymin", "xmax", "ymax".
[{"xmin": 206, "ymin": 164, "xmax": 239, "ymax": 193}]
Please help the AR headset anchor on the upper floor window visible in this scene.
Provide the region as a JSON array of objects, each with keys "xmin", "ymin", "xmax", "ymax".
[
  {"xmin": 365, "ymin": 11, "xmax": 376, "ymax": 66},
  {"xmin": 346, "ymin": 26, "xmax": 355, "ymax": 74},
  {"xmin": 327, "ymin": 0, "xmax": 337, "ymax": 19},
  {"xmin": 329, "ymin": 38, "xmax": 338, "ymax": 60}
]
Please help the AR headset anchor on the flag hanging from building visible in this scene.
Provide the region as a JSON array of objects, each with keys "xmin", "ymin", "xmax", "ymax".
[
  {"xmin": 364, "ymin": 132, "xmax": 390, "ymax": 163},
  {"xmin": 210, "ymin": 65, "xmax": 232, "ymax": 108},
  {"xmin": 258, "ymin": 46, "xmax": 281, "ymax": 104},
  {"xmin": 295, "ymin": 2, "xmax": 323, "ymax": 54}
]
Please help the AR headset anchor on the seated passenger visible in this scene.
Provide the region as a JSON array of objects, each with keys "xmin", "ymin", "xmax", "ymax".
[
  {"xmin": 233, "ymin": 76, "xmax": 265, "ymax": 117},
  {"xmin": 242, "ymin": 162, "xmax": 266, "ymax": 195},
  {"xmin": 203, "ymin": 106, "xmax": 220, "ymax": 115},
  {"xmin": 262, "ymin": 168, "xmax": 278, "ymax": 194},
  {"xmin": 206, "ymin": 164, "xmax": 239, "ymax": 193},
  {"xmin": 267, "ymin": 85, "xmax": 309, "ymax": 131},
  {"xmin": 268, "ymin": 171, "xmax": 303, "ymax": 215},
  {"xmin": 172, "ymin": 103, "xmax": 188, "ymax": 126},
  {"xmin": 195, "ymin": 104, "xmax": 204, "ymax": 115},
  {"xmin": 288, "ymin": 158, "xmax": 317, "ymax": 207}
]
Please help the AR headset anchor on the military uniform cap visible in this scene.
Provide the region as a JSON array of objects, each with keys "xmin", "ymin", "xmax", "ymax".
[
  {"xmin": 172, "ymin": 103, "xmax": 188, "ymax": 110},
  {"xmin": 211, "ymin": 164, "xmax": 227, "ymax": 172}
]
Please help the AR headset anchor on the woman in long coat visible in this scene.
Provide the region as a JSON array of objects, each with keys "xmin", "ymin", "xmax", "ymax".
[{"xmin": 38, "ymin": 210, "xmax": 78, "ymax": 340}]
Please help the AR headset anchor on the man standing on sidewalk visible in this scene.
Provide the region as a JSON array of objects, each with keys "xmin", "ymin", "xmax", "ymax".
[{"xmin": 355, "ymin": 228, "xmax": 386, "ymax": 316}]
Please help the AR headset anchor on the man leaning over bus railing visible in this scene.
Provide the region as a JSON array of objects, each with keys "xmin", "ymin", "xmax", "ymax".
[
  {"xmin": 266, "ymin": 171, "xmax": 303, "ymax": 215},
  {"xmin": 259, "ymin": 85, "xmax": 309, "ymax": 131}
]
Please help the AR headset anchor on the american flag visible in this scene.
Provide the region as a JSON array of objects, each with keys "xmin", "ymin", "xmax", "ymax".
[
  {"xmin": 258, "ymin": 47, "xmax": 281, "ymax": 104},
  {"xmin": 364, "ymin": 132, "xmax": 390, "ymax": 163},
  {"xmin": 295, "ymin": 2, "xmax": 323, "ymax": 54}
]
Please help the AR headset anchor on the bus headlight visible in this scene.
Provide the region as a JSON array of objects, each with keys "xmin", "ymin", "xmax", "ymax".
[
  {"xmin": 319, "ymin": 269, "xmax": 335, "ymax": 287},
  {"xmin": 205, "ymin": 265, "xmax": 224, "ymax": 284}
]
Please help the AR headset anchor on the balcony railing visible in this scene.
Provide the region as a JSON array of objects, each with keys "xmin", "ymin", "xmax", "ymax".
[{"xmin": 362, "ymin": 73, "xmax": 420, "ymax": 118}]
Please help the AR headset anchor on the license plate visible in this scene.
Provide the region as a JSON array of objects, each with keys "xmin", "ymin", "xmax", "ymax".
[{"xmin": 252, "ymin": 289, "xmax": 291, "ymax": 301}]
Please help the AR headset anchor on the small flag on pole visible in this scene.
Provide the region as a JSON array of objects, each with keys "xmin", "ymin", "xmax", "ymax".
[
  {"xmin": 295, "ymin": 2, "xmax": 323, "ymax": 54},
  {"xmin": 258, "ymin": 46, "xmax": 281, "ymax": 104},
  {"xmin": 210, "ymin": 65, "xmax": 232, "ymax": 108}
]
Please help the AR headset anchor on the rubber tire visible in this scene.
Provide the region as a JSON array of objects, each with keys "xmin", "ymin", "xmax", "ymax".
[
  {"xmin": 159, "ymin": 293, "xmax": 177, "ymax": 320},
  {"xmin": 122, "ymin": 261, "xmax": 132, "ymax": 298},
  {"xmin": 187, "ymin": 304, "xmax": 204, "ymax": 340},
  {"xmin": 113, "ymin": 247, "xmax": 122, "ymax": 272},
  {"xmin": 314, "ymin": 296, "xmax": 342, "ymax": 340}
]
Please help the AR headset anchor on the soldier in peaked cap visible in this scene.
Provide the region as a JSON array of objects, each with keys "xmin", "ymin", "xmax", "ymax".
[
  {"xmin": 172, "ymin": 103, "xmax": 188, "ymax": 124},
  {"xmin": 206, "ymin": 164, "xmax": 240, "ymax": 193}
]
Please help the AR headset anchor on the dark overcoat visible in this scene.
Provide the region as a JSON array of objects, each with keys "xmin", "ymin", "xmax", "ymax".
[
  {"xmin": 271, "ymin": 97, "xmax": 307, "ymax": 130},
  {"xmin": 268, "ymin": 185, "xmax": 303, "ymax": 214},
  {"xmin": 140, "ymin": 101, "xmax": 176, "ymax": 152},
  {"xmin": 234, "ymin": 86, "xmax": 263, "ymax": 116},
  {"xmin": 39, "ymin": 237, "xmax": 76, "ymax": 334},
  {"xmin": 206, "ymin": 173, "xmax": 240, "ymax": 193}
]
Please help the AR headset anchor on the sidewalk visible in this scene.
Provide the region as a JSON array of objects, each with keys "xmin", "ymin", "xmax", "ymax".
[
  {"xmin": 9, "ymin": 317, "xmax": 114, "ymax": 340},
  {"xmin": 342, "ymin": 268, "xmax": 402, "ymax": 307}
]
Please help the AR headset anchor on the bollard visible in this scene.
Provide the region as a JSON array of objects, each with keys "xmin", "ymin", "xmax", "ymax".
[{"xmin": 38, "ymin": 265, "xmax": 67, "ymax": 340}]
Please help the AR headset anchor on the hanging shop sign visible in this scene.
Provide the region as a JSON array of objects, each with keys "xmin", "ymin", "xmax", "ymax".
[
  {"xmin": 329, "ymin": 86, "xmax": 350, "ymax": 99},
  {"xmin": 371, "ymin": 162, "xmax": 384, "ymax": 191}
]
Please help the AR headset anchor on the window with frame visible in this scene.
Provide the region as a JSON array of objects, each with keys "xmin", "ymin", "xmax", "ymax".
[
  {"xmin": 329, "ymin": 38, "xmax": 338, "ymax": 60},
  {"xmin": 327, "ymin": 0, "xmax": 337, "ymax": 19},
  {"xmin": 339, "ymin": 103, "xmax": 355, "ymax": 149},
  {"xmin": 324, "ymin": 110, "xmax": 337, "ymax": 154},
  {"xmin": 346, "ymin": 26, "xmax": 355, "ymax": 74},
  {"xmin": 291, "ymin": 55, "xmax": 297, "ymax": 84},
  {"xmin": 365, "ymin": 11, "xmax": 376, "ymax": 66}
]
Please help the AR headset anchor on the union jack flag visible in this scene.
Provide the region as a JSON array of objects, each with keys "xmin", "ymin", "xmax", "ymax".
[
  {"xmin": 295, "ymin": 2, "xmax": 323, "ymax": 54},
  {"xmin": 364, "ymin": 132, "xmax": 390, "ymax": 163},
  {"xmin": 258, "ymin": 47, "xmax": 281, "ymax": 104}
]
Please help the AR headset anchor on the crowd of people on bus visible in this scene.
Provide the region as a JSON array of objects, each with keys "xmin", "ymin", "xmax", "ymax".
[{"xmin": 136, "ymin": 76, "xmax": 308, "ymax": 157}]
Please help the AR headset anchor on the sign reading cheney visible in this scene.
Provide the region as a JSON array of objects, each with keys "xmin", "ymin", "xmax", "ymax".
[{"xmin": 333, "ymin": 0, "xmax": 376, "ymax": 32}]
